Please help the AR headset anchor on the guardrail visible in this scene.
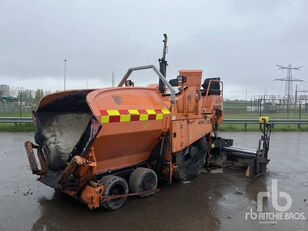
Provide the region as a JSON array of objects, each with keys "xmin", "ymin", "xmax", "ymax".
[
  {"xmin": 223, "ymin": 118, "xmax": 308, "ymax": 124},
  {"xmin": 223, "ymin": 118, "xmax": 308, "ymax": 129},
  {"xmin": 0, "ymin": 117, "xmax": 33, "ymax": 123},
  {"xmin": 1, "ymin": 117, "xmax": 308, "ymax": 126}
]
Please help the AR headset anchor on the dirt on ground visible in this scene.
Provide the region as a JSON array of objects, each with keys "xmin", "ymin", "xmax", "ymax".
[{"xmin": 0, "ymin": 132, "xmax": 307, "ymax": 231}]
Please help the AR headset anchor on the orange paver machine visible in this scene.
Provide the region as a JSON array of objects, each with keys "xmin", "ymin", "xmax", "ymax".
[{"xmin": 25, "ymin": 34, "xmax": 271, "ymax": 210}]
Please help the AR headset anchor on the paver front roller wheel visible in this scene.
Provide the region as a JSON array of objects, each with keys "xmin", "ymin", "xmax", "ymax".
[
  {"xmin": 129, "ymin": 167, "xmax": 158, "ymax": 197},
  {"xmin": 99, "ymin": 175, "xmax": 129, "ymax": 210},
  {"xmin": 173, "ymin": 137, "xmax": 208, "ymax": 181}
]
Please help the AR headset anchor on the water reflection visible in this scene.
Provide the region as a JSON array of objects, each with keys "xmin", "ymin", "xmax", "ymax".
[{"xmin": 31, "ymin": 176, "xmax": 224, "ymax": 231}]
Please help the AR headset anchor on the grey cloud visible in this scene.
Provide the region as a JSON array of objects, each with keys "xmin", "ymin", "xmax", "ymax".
[{"xmin": 0, "ymin": 0, "xmax": 307, "ymax": 97}]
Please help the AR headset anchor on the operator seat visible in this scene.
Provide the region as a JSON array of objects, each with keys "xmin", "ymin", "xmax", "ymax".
[{"xmin": 201, "ymin": 77, "xmax": 221, "ymax": 96}]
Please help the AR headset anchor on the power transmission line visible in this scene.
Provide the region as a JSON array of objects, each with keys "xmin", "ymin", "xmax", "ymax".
[{"xmin": 273, "ymin": 63, "xmax": 304, "ymax": 104}]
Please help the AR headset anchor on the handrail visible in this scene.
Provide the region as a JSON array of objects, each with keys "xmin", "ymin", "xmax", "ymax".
[{"xmin": 118, "ymin": 65, "xmax": 176, "ymax": 103}]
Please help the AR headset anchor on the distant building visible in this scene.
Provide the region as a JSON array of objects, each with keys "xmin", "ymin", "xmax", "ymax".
[{"xmin": 0, "ymin": 84, "xmax": 9, "ymax": 97}]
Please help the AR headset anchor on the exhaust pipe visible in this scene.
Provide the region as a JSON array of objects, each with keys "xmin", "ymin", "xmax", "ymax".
[{"xmin": 159, "ymin": 34, "xmax": 168, "ymax": 93}]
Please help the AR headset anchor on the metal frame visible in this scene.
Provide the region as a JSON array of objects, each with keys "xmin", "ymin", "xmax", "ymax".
[
  {"xmin": 118, "ymin": 65, "xmax": 176, "ymax": 103},
  {"xmin": 24, "ymin": 141, "xmax": 47, "ymax": 175}
]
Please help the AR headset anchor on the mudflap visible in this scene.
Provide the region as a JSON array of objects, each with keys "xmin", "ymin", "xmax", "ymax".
[{"xmin": 40, "ymin": 170, "xmax": 64, "ymax": 188}]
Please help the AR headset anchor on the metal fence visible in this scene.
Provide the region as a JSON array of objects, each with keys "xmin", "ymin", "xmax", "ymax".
[
  {"xmin": 223, "ymin": 100, "xmax": 308, "ymax": 119},
  {"xmin": 0, "ymin": 87, "xmax": 45, "ymax": 115},
  {"xmin": 1, "ymin": 98, "xmax": 308, "ymax": 130},
  {"xmin": 0, "ymin": 98, "xmax": 37, "ymax": 116},
  {"xmin": 1, "ymin": 98, "xmax": 308, "ymax": 122}
]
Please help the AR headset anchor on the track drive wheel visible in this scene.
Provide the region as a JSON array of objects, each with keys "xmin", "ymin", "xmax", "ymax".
[
  {"xmin": 99, "ymin": 175, "xmax": 128, "ymax": 210},
  {"xmin": 129, "ymin": 167, "xmax": 158, "ymax": 197},
  {"xmin": 173, "ymin": 137, "xmax": 208, "ymax": 181}
]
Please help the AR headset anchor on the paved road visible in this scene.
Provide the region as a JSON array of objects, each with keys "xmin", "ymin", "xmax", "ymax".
[{"xmin": 0, "ymin": 132, "xmax": 307, "ymax": 231}]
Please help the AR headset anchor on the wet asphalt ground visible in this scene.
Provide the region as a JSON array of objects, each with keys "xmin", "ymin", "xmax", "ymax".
[{"xmin": 0, "ymin": 132, "xmax": 307, "ymax": 231}]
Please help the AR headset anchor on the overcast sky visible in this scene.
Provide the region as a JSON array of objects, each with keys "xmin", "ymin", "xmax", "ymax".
[{"xmin": 1, "ymin": 0, "xmax": 307, "ymax": 99}]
